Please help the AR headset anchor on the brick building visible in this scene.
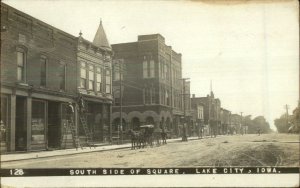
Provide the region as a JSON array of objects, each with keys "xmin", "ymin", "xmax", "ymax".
[
  {"xmin": 191, "ymin": 94, "xmax": 206, "ymax": 136},
  {"xmin": 0, "ymin": 3, "xmax": 113, "ymax": 152},
  {"xmin": 76, "ymin": 21, "xmax": 113, "ymax": 143},
  {"xmin": 111, "ymin": 34, "xmax": 188, "ymax": 138},
  {"xmin": 190, "ymin": 91, "xmax": 221, "ymax": 137},
  {"xmin": 220, "ymin": 108, "xmax": 231, "ymax": 135}
]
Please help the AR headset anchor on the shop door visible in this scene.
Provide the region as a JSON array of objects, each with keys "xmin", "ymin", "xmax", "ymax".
[
  {"xmin": 48, "ymin": 101, "xmax": 60, "ymax": 148},
  {"xmin": 31, "ymin": 100, "xmax": 46, "ymax": 150},
  {"xmin": 15, "ymin": 97, "xmax": 27, "ymax": 151}
]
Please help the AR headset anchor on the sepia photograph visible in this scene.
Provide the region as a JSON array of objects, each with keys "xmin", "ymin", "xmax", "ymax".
[{"xmin": 0, "ymin": 0, "xmax": 299, "ymax": 187}]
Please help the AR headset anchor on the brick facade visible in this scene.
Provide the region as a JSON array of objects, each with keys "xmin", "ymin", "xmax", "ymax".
[{"xmin": 111, "ymin": 34, "xmax": 189, "ymax": 138}]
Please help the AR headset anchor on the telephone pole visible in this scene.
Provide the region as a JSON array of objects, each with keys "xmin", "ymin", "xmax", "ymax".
[
  {"xmin": 179, "ymin": 78, "xmax": 190, "ymax": 141},
  {"xmin": 113, "ymin": 59, "xmax": 125, "ymax": 144},
  {"xmin": 285, "ymin": 104, "xmax": 289, "ymax": 128}
]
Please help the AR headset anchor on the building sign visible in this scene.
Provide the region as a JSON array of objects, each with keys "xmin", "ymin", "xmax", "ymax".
[{"xmin": 31, "ymin": 118, "xmax": 45, "ymax": 143}]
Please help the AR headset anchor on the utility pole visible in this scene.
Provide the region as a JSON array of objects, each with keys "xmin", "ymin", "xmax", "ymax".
[
  {"xmin": 285, "ymin": 104, "xmax": 289, "ymax": 128},
  {"xmin": 119, "ymin": 59, "xmax": 124, "ymax": 144},
  {"xmin": 113, "ymin": 59, "xmax": 124, "ymax": 144},
  {"xmin": 179, "ymin": 78, "xmax": 190, "ymax": 141}
]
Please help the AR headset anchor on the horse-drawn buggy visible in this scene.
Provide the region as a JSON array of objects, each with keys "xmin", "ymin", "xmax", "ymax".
[{"xmin": 127, "ymin": 125, "xmax": 168, "ymax": 149}]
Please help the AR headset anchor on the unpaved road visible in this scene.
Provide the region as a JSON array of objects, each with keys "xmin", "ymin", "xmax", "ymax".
[{"xmin": 2, "ymin": 134, "xmax": 299, "ymax": 168}]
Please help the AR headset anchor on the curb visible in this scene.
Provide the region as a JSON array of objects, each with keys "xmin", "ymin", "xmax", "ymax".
[{"xmin": 1, "ymin": 136, "xmax": 203, "ymax": 163}]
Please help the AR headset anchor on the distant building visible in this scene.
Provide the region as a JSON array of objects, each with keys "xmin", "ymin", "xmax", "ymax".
[
  {"xmin": 191, "ymin": 94, "xmax": 206, "ymax": 136},
  {"xmin": 190, "ymin": 91, "xmax": 221, "ymax": 137},
  {"xmin": 230, "ymin": 114, "xmax": 242, "ymax": 134},
  {"xmin": 220, "ymin": 108, "xmax": 231, "ymax": 135},
  {"xmin": 111, "ymin": 34, "xmax": 189, "ymax": 137}
]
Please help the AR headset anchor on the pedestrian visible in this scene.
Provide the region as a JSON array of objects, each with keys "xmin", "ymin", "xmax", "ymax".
[
  {"xmin": 78, "ymin": 94, "xmax": 86, "ymax": 114},
  {"xmin": 66, "ymin": 102, "xmax": 75, "ymax": 122},
  {"xmin": 257, "ymin": 128, "xmax": 261, "ymax": 136},
  {"xmin": 182, "ymin": 124, "xmax": 188, "ymax": 141}
]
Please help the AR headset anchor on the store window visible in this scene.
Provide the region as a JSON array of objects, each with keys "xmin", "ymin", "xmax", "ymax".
[
  {"xmin": 0, "ymin": 96, "xmax": 8, "ymax": 144},
  {"xmin": 31, "ymin": 100, "xmax": 46, "ymax": 146}
]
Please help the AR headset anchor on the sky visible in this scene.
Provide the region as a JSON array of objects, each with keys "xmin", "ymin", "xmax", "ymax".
[{"xmin": 3, "ymin": 0, "xmax": 299, "ymax": 130}]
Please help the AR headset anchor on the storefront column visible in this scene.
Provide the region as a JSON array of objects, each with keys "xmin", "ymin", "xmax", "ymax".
[
  {"xmin": 26, "ymin": 97, "xmax": 32, "ymax": 151},
  {"xmin": 9, "ymin": 94, "xmax": 16, "ymax": 151}
]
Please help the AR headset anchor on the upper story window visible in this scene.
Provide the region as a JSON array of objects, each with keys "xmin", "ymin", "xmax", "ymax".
[
  {"xmin": 142, "ymin": 56, "xmax": 155, "ymax": 79},
  {"xmin": 113, "ymin": 61, "xmax": 123, "ymax": 81},
  {"xmin": 105, "ymin": 69, "xmax": 111, "ymax": 94},
  {"xmin": 96, "ymin": 67, "xmax": 102, "ymax": 92},
  {"xmin": 40, "ymin": 56, "xmax": 47, "ymax": 87},
  {"xmin": 17, "ymin": 50, "xmax": 26, "ymax": 82},
  {"xmin": 80, "ymin": 62, "xmax": 87, "ymax": 89},
  {"xmin": 88, "ymin": 65, "xmax": 95, "ymax": 90},
  {"xmin": 58, "ymin": 63, "xmax": 66, "ymax": 91}
]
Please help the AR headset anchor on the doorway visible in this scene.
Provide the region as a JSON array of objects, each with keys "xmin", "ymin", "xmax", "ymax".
[
  {"xmin": 15, "ymin": 97, "xmax": 27, "ymax": 151},
  {"xmin": 47, "ymin": 101, "xmax": 61, "ymax": 149}
]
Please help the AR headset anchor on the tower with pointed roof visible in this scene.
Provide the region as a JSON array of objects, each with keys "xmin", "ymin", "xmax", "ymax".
[
  {"xmin": 76, "ymin": 20, "xmax": 113, "ymax": 143},
  {"xmin": 93, "ymin": 19, "xmax": 111, "ymax": 51}
]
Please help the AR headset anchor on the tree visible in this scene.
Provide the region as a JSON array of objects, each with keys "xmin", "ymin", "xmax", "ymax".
[
  {"xmin": 252, "ymin": 116, "xmax": 272, "ymax": 133},
  {"xmin": 274, "ymin": 113, "xmax": 294, "ymax": 133},
  {"xmin": 241, "ymin": 115, "xmax": 272, "ymax": 134}
]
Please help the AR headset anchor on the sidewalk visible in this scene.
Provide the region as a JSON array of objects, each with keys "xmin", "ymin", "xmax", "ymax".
[{"xmin": 1, "ymin": 136, "xmax": 202, "ymax": 162}]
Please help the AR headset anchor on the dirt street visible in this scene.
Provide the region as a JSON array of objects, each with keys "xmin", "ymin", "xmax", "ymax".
[{"xmin": 2, "ymin": 133, "xmax": 299, "ymax": 168}]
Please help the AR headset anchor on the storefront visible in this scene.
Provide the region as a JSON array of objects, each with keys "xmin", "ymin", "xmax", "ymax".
[
  {"xmin": 0, "ymin": 95, "xmax": 9, "ymax": 152},
  {"xmin": 79, "ymin": 100, "xmax": 111, "ymax": 143}
]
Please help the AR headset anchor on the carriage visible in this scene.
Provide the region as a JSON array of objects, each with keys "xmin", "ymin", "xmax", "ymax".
[{"xmin": 127, "ymin": 125, "xmax": 167, "ymax": 149}]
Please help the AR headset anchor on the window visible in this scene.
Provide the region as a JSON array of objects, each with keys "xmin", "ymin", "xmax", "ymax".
[
  {"xmin": 166, "ymin": 90, "xmax": 169, "ymax": 106},
  {"xmin": 17, "ymin": 51, "xmax": 25, "ymax": 82},
  {"xmin": 96, "ymin": 67, "xmax": 102, "ymax": 92},
  {"xmin": 80, "ymin": 62, "xmax": 87, "ymax": 89},
  {"xmin": 160, "ymin": 56, "xmax": 165, "ymax": 79},
  {"xmin": 40, "ymin": 57, "xmax": 47, "ymax": 87},
  {"xmin": 150, "ymin": 60, "xmax": 155, "ymax": 77},
  {"xmin": 165, "ymin": 63, "xmax": 169, "ymax": 81},
  {"xmin": 143, "ymin": 60, "xmax": 148, "ymax": 78},
  {"xmin": 88, "ymin": 65, "xmax": 94, "ymax": 90},
  {"xmin": 59, "ymin": 64, "xmax": 66, "ymax": 90},
  {"xmin": 105, "ymin": 69, "xmax": 111, "ymax": 93},
  {"xmin": 143, "ymin": 57, "xmax": 155, "ymax": 79}
]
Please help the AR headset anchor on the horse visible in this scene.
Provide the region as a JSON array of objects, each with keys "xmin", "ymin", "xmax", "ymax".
[
  {"xmin": 161, "ymin": 129, "xmax": 167, "ymax": 144},
  {"xmin": 153, "ymin": 128, "xmax": 162, "ymax": 146},
  {"xmin": 127, "ymin": 129, "xmax": 143, "ymax": 149},
  {"xmin": 143, "ymin": 127, "xmax": 154, "ymax": 147}
]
